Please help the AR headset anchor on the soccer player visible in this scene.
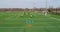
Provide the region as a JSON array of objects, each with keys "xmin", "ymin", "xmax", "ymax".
[{"xmin": 25, "ymin": 19, "xmax": 32, "ymax": 28}]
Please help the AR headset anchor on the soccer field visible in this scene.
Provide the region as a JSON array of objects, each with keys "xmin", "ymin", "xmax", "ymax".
[{"xmin": 0, "ymin": 11, "xmax": 60, "ymax": 32}]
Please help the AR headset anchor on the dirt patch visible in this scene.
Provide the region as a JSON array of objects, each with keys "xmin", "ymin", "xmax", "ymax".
[{"xmin": 26, "ymin": 24, "xmax": 32, "ymax": 28}]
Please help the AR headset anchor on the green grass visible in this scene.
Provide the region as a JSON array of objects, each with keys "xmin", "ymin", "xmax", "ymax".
[{"xmin": 0, "ymin": 11, "xmax": 60, "ymax": 32}]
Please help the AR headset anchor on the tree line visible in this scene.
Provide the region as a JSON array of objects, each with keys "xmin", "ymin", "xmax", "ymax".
[{"xmin": 0, "ymin": 8, "xmax": 60, "ymax": 13}]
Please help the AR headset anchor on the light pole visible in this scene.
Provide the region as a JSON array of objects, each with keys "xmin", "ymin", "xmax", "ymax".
[
  {"xmin": 32, "ymin": 1, "xmax": 36, "ymax": 11},
  {"xmin": 46, "ymin": 0, "xmax": 47, "ymax": 8},
  {"xmin": 45, "ymin": 0, "xmax": 48, "ymax": 16}
]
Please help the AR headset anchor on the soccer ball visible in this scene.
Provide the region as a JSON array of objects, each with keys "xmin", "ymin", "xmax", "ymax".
[
  {"xmin": 20, "ymin": 14, "xmax": 24, "ymax": 17},
  {"xmin": 30, "ymin": 15, "xmax": 32, "ymax": 18}
]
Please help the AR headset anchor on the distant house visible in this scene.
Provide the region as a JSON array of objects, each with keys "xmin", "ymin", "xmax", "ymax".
[
  {"xmin": 49, "ymin": 8, "xmax": 60, "ymax": 13},
  {"xmin": 40, "ymin": 8, "xmax": 48, "ymax": 12}
]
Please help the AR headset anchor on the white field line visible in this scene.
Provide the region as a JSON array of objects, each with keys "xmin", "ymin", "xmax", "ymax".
[
  {"xmin": 47, "ymin": 14, "xmax": 60, "ymax": 21},
  {"xmin": 4, "ymin": 14, "xmax": 21, "ymax": 20},
  {"xmin": 0, "ymin": 27, "xmax": 24, "ymax": 28},
  {"xmin": 49, "ymin": 16, "xmax": 60, "ymax": 21}
]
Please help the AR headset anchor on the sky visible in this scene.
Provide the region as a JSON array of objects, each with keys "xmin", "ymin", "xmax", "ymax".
[{"xmin": 0, "ymin": 0, "xmax": 60, "ymax": 8}]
